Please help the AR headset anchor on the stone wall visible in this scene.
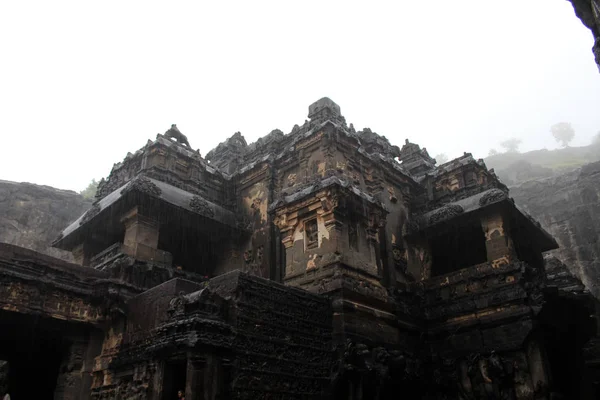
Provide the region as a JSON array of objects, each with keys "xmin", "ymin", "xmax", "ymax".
[
  {"xmin": 0, "ymin": 180, "xmax": 91, "ymax": 261},
  {"xmin": 510, "ymin": 161, "xmax": 600, "ymax": 297}
]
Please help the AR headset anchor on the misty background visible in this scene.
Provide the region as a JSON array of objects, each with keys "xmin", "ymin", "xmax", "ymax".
[{"xmin": 1, "ymin": 0, "xmax": 599, "ymax": 192}]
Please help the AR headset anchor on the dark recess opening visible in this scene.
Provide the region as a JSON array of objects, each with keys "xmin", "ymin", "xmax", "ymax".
[
  {"xmin": 163, "ymin": 360, "xmax": 187, "ymax": 400},
  {"xmin": 430, "ymin": 222, "xmax": 487, "ymax": 276},
  {"xmin": 0, "ymin": 311, "xmax": 68, "ymax": 400},
  {"xmin": 538, "ymin": 296, "xmax": 594, "ymax": 398}
]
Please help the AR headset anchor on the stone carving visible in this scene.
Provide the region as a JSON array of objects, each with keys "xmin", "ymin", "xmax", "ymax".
[
  {"xmin": 164, "ymin": 124, "xmax": 192, "ymax": 148},
  {"xmin": 243, "ymin": 249, "xmax": 253, "ymax": 264},
  {"xmin": 255, "ymin": 245, "xmax": 264, "ymax": 264},
  {"xmin": 120, "ymin": 176, "xmax": 162, "ymax": 197},
  {"xmin": 287, "ymin": 173, "xmax": 297, "ymax": 187},
  {"xmin": 479, "ymin": 189, "xmax": 508, "ymax": 207},
  {"xmin": 167, "ymin": 291, "xmax": 186, "ymax": 318},
  {"xmin": 392, "ymin": 246, "xmax": 408, "ymax": 275},
  {"xmin": 79, "ymin": 203, "xmax": 101, "ymax": 225},
  {"xmin": 189, "ymin": 196, "xmax": 215, "ymax": 217},
  {"xmin": 428, "ymin": 204, "xmax": 464, "ymax": 225},
  {"xmin": 387, "ymin": 186, "xmax": 398, "ymax": 203},
  {"xmin": 305, "ymin": 219, "xmax": 319, "ymax": 249}
]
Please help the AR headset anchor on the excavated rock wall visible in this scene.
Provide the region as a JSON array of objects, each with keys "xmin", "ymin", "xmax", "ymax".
[
  {"xmin": 0, "ymin": 180, "xmax": 91, "ymax": 262},
  {"xmin": 569, "ymin": 0, "xmax": 600, "ymax": 72},
  {"xmin": 510, "ymin": 161, "xmax": 600, "ymax": 297}
]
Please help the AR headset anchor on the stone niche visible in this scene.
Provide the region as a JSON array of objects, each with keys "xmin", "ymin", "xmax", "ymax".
[
  {"xmin": 407, "ymin": 209, "xmax": 517, "ymax": 280},
  {"xmin": 273, "ymin": 184, "xmax": 386, "ymax": 291}
]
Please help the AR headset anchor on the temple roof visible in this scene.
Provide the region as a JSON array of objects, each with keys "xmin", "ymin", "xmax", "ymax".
[
  {"xmin": 407, "ymin": 188, "xmax": 558, "ymax": 252},
  {"xmin": 269, "ymin": 175, "xmax": 386, "ymax": 212},
  {"xmin": 54, "ymin": 176, "xmax": 240, "ymax": 250}
]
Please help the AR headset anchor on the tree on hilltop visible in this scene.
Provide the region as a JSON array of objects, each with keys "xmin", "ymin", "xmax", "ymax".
[
  {"xmin": 500, "ymin": 138, "xmax": 522, "ymax": 153},
  {"xmin": 551, "ymin": 122, "xmax": 575, "ymax": 147}
]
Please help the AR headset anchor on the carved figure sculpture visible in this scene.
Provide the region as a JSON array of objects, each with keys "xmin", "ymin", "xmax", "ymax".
[{"xmin": 164, "ymin": 124, "xmax": 192, "ymax": 148}]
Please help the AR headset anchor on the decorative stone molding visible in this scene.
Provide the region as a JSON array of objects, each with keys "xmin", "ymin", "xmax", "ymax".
[
  {"xmin": 428, "ymin": 204, "xmax": 464, "ymax": 225},
  {"xmin": 478, "ymin": 188, "xmax": 507, "ymax": 207},
  {"xmin": 189, "ymin": 196, "xmax": 215, "ymax": 217},
  {"xmin": 79, "ymin": 203, "xmax": 101, "ymax": 226},
  {"xmin": 120, "ymin": 176, "xmax": 162, "ymax": 197}
]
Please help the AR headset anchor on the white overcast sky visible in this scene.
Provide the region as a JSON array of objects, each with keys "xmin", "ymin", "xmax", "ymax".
[{"xmin": 1, "ymin": 1, "xmax": 599, "ymax": 192}]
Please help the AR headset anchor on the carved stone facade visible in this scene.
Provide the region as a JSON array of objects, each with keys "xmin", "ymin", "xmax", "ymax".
[{"xmin": 1, "ymin": 98, "xmax": 599, "ymax": 399}]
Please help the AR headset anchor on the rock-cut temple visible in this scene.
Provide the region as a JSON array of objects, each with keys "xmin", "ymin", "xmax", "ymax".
[{"xmin": 1, "ymin": 98, "xmax": 600, "ymax": 399}]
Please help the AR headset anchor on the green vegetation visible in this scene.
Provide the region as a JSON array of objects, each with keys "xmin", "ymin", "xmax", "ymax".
[
  {"xmin": 484, "ymin": 142, "xmax": 600, "ymax": 186},
  {"xmin": 80, "ymin": 179, "xmax": 98, "ymax": 200}
]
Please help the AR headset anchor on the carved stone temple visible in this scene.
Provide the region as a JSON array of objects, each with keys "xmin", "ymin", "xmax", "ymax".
[{"xmin": 1, "ymin": 98, "xmax": 600, "ymax": 399}]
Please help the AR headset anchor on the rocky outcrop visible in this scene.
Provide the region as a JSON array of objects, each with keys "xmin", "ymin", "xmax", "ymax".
[
  {"xmin": 0, "ymin": 180, "xmax": 91, "ymax": 262},
  {"xmin": 568, "ymin": 0, "xmax": 600, "ymax": 72},
  {"xmin": 510, "ymin": 161, "xmax": 600, "ymax": 297}
]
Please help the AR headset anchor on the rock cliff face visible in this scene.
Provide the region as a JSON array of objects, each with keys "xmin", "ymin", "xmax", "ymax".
[
  {"xmin": 510, "ymin": 161, "xmax": 600, "ymax": 297},
  {"xmin": 0, "ymin": 180, "xmax": 91, "ymax": 262},
  {"xmin": 569, "ymin": 0, "xmax": 600, "ymax": 72}
]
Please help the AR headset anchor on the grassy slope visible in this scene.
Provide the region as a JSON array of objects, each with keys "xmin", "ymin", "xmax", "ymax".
[{"xmin": 484, "ymin": 143, "xmax": 600, "ymax": 185}]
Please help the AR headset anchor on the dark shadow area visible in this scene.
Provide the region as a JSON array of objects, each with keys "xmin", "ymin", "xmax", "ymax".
[
  {"xmin": 430, "ymin": 222, "xmax": 487, "ymax": 276},
  {"xmin": 0, "ymin": 310, "xmax": 68, "ymax": 400},
  {"xmin": 162, "ymin": 360, "xmax": 187, "ymax": 400},
  {"xmin": 538, "ymin": 295, "xmax": 595, "ymax": 399}
]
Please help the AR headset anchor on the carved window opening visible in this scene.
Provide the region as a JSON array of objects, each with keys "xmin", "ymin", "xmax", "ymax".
[
  {"xmin": 430, "ymin": 222, "xmax": 487, "ymax": 277},
  {"xmin": 304, "ymin": 218, "xmax": 319, "ymax": 250}
]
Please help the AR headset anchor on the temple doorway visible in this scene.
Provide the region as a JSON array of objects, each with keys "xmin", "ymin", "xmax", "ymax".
[
  {"xmin": 162, "ymin": 360, "xmax": 187, "ymax": 400},
  {"xmin": 0, "ymin": 310, "xmax": 68, "ymax": 399}
]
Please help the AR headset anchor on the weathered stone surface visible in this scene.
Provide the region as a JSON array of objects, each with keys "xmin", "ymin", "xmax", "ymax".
[
  {"xmin": 511, "ymin": 161, "xmax": 600, "ymax": 297},
  {"xmin": 569, "ymin": 0, "xmax": 600, "ymax": 72},
  {"xmin": 1, "ymin": 98, "xmax": 598, "ymax": 399},
  {"xmin": 0, "ymin": 180, "xmax": 91, "ymax": 262}
]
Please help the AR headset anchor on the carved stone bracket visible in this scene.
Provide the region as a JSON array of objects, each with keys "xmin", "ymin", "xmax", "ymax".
[
  {"xmin": 79, "ymin": 203, "xmax": 101, "ymax": 225},
  {"xmin": 189, "ymin": 196, "xmax": 215, "ymax": 217},
  {"xmin": 428, "ymin": 204, "xmax": 464, "ymax": 225},
  {"xmin": 120, "ymin": 176, "xmax": 162, "ymax": 197},
  {"xmin": 479, "ymin": 188, "xmax": 508, "ymax": 207}
]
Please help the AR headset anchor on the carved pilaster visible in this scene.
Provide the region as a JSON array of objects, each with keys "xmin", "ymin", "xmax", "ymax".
[
  {"xmin": 73, "ymin": 242, "xmax": 93, "ymax": 267},
  {"xmin": 318, "ymin": 191, "xmax": 343, "ymax": 234},
  {"xmin": 481, "ymin": 213, "xmax": 516, "ymax": 267},
  {"xmin": 120, "ymin": 207, "xmax": 162, "ymax": 262}
]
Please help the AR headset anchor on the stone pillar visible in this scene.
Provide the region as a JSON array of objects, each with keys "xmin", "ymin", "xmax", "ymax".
[
  {"xmin": 481, "ymin": 213, "xmax": 515, "ymax": 267},
  {"xmin": 54, "ymin": 338, "xmax": 91, "ymax": 400},
  {"xmin": 406, "ymin": 238, "xmax": 432, "ymax": 281},
  {"xmin": 527, "ymin": 339, "xmax": 550, "ymax": 397},
  {"xmin": 185, "ymin": 357, "xmax": 204, "ymax": 400},
  {"xmin": 73, "ymin": 242, "xmax": 93, "ymax": 266},
  {"xmin": 150, "ymin": 361, "xmax": 165, "ymax": 400},
  {"xmin": 203, "ymin": 354, "xmax": 223, "ymax": 400},
  {"xmin": 79, "ymin": 330, "xmax": 103, "ymax": 400},
  {"xmin": 121, "ymin": 206, "xmax": 160, "ymax": 261}
]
